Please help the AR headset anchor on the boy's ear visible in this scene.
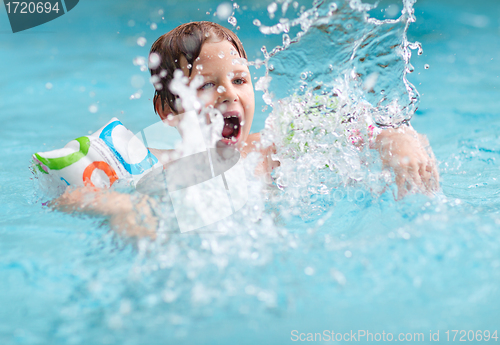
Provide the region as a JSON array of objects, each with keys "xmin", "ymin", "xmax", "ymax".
[{"xmin": 154, "ymin": 96, "xmax": 180, "ymax": 127}]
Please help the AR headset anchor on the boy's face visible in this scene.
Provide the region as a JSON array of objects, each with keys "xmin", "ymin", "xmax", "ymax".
[{"xmin": 180, "ymin": 39, "xmax": 255, "ymax": 146}]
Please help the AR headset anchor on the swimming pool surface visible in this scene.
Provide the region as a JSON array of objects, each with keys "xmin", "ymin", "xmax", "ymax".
[{"xmin": 1, "ymin": 0, "xmax": 499, "ymax": 344}]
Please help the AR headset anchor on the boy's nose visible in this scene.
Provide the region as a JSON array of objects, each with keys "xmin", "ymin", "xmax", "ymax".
[{"xmin": 217, "ymin": 83, "xmax": 238, "ymax": 104}]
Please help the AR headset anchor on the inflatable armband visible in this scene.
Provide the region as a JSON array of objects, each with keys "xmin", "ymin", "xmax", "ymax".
[{"xmin": 32, "ymin": 118, "xmax": 161, "ymax": 195}]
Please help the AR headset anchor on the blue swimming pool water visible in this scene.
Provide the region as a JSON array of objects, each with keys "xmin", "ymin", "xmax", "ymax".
[{"xmin": 1, "ymin": 0, "xmax": 500, "ymax": 344}]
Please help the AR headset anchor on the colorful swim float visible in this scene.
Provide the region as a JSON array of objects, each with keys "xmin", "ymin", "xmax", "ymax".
[{"xmin": 32, "ymin": 118, "xmax": 162, "ymax": 196}]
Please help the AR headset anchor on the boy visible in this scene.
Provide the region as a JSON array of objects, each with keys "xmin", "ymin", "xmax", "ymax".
[
  {"xmin": 54, "ymin": 21, "xmax": 438, "ymax": 236},
  {"xmin": 148, "ymin": 21, "xmax": 279, "ymax": 175}
]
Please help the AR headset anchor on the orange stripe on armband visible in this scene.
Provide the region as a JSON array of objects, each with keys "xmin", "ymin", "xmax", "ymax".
[{"xmin": 83, "ymin": 161, "xmax": 119, "ymax": 188}]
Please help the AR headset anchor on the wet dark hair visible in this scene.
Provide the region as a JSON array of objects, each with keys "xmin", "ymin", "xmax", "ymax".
[{"xmin": 149, "ymin": 21, "xmax": 247, "ymax": 115}]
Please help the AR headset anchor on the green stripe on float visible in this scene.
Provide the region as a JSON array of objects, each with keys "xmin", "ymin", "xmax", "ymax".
[
  {"xmin": 34, "ymin": 136, "xmax": 91, "ymax": 171},
  {"xmin": 36, "ymin": 163, "xmax": 49, "ymax": 174}
]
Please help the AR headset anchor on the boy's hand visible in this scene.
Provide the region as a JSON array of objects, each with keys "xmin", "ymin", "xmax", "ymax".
[
  {"xmin": 50, "ymin": 186, "xmax": 158, "ymax": 238},
  {"xmin": 241, "ymin": 133, "xmax": 280, "ymax": 183},
  {"xmin": 375, "ymin": 126, "xmax": 439, "ymax": 199},
  {"xmin": 51, "ymin": 186, "xmax": 131, "ymax": 215}
]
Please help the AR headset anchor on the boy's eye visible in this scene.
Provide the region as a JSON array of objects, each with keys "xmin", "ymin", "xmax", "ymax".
[
  {"xmin": 199, "ymin": 82, "xmax": 215, "ymax": 91},
  {"xmin": 233, "ymin": 78, "xmax": 245, "ymax": 85}
]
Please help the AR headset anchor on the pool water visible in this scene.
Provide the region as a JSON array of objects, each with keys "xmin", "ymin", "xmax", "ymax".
[{"xmin": 1, "ymin": 0, "xmax": 500, "ymax": 344}]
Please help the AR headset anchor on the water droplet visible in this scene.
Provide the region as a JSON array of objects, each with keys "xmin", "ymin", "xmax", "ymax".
[
  {"xmin": 187, "ymin": 64, "xmax": 192, "ymax": 69},
  {"xmin": 45, "ymin": 82, "xmax": 53, "ymax": 90},
  {"xmin": 217, "ymin": 2, "xmax": 232, "ymax": 20},
  {"xmin": 300, "ymin": 72, "xmax": 308, "ymax": 80},
  {"xmin": 253, "ymin": 19, "xmax": 261, "ymax": 27},
  {"xmin": 218, "ymin": 51, "xmax": 225, "ymax": 59},
  {"xmin": 260, "ymin": 46, "xmax": 269, "ymax": 59},
  {"xmin": 304, "ymin": 267, "xmax": 315, "ymax": 275},
  {"xmin": 127, "ymin": 20, "xmax": 135, "ymax": 27},
  {"xmin": 159, "ymin": 70, "xmax": 167, "ymax": 77},
  {"xmin": 150, "ymin": 75, "xmax": 160, "ymax": 84},
  {"xmin": 150, "ymin": 23, "xmax": 157, "ymax": 30},
  {"xmin": 282, "ymin": 33, "xmax": 290, "ymax": 47},
  {"xmin": 330, "ymin": 269, "xmax": 346, "ymax": 285},
  {"xmin": 133, "ymin": 56, "xmax": 146, "ymax": 66},
  {"xmin": 328, "ymin": 3, "xmax": 337, "ymax": 14},
  {"xmin": 363, "ymin": 72, "xmax": 379, "ymax": 90},
  {"xmin": 268, "ymin": 2, "xmax": 277, "ymax": 15},
  {"xmin": 132, "ymin": 90, "xmax": 142, "ymax": 99},
  {"xmin": 344, "ymin": 250, "xmax": 352, "ymax": 258},
  {"xmin": 89, "ymin": 104, "xmax": 98, "ymax": 113},
  {"xmin": 137, "ymin": 37, "xmax": 147, "ymax": 47},
  {"xmin": 158, "ymin": 9, "xmax": 164, "ymax": 15},
  {"xmin": 227, "ymin": 72, "xmax": 234, "ymax": 79},
  {"xmin": 282, "ymin": 1, "xmax": 289, "ymax": 15},
  {"xmin": 230, "ymin": 49, "xmax": 238, "ymax": 56},
  {"xmin": 232, "ymin": 58, "xmax": 247, "ymax": 66},
  {"xmin": 385, "ymin": 4, "xmax": 400, "ymax": 17},
  {"xmin": 148, "ymin": 53, "xmax": 161, "ymax": 69},
  {"xmin": 424, "ymin": 64, "xmax": 430, "ymax": 69},
  {"xmin": 217, "ymin": 86, "xmax": 226, "ymax": 93},
  {"xmin": 196, "ymin": 64, "xmax": 203, "ymax": 71},
  {"xmin": 173, "ymin": 69, "xmax": 184, "ymax": 79},
  {"xmin": 228, "ymin": 16, "xmax": 237, "ymax": 26}
]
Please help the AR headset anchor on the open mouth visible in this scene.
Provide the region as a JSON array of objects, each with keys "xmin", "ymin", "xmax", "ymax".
[{"xmin": 221, "ymin": 115, "xmax": 241, "ymax": 143}]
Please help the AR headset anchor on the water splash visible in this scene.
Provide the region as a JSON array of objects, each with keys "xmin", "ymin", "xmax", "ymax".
[
  {"xmin": 255, "ymin": 0, "xmax": 422, "ymax": 217},
  {"xmin": 258, "ymin": 0, "xmax": 421, "ymax": 127}
]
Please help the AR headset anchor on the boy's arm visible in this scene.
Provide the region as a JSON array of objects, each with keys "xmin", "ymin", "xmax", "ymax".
[
  {"xmin": 51, "ymin": 186, "xmax": 158, "ymax": 238},
  {"xmin": 374, "ymin": 125, "xmax": 439, "ymax": 199}
]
